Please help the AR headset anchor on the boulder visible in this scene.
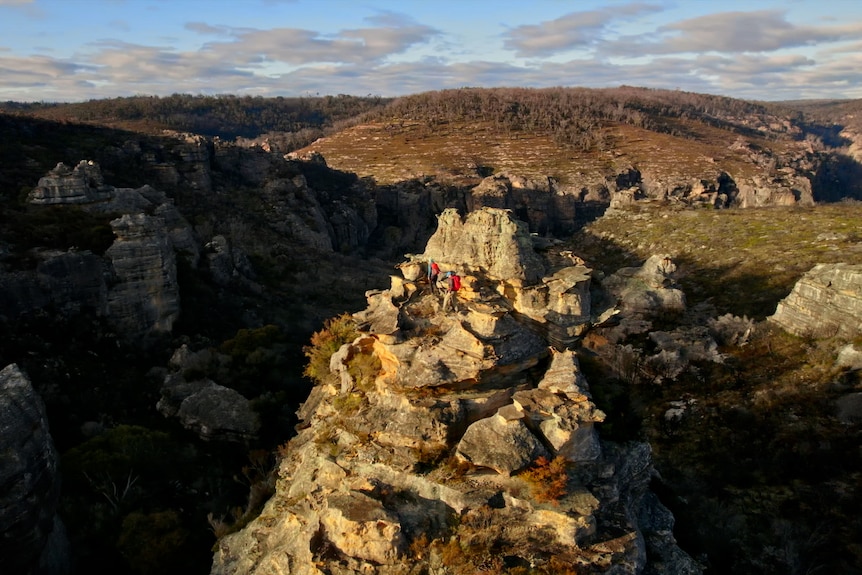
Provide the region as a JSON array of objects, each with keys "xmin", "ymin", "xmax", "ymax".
[
  {"xmin": 836, "ymin": 344, "xmax": 862, "ymax": 371},
  {"xmin": 28, "ymin": 160, "xmax": 113, "ymax": 205},
  {"xmin": 467, "ymin": 173, "xmax": 580, "ymax": 236},
  {"xmin": 513, "ymin": 388, "xmax": 605, "ymax": 462},
  {"xmin": 456, "ymin": 413, "xmax": 549, "ymax": 475},
  {"xmin": 598, "ymin": 254, "xmax": 686, "ymax": 323},
  {"xmin": 320, "ymin": 491, "xmax": 405, "ymax": 564},
  {"xmin": 770, "ymin": 263, "xmax": 862, "ymax": 339},
  {"xmin": 423, "ymin": 207, "xmax": 545, "ymax": 284},
  {"xmin": 157, "ymin": 375, "xmax": 259, "ymax": 442}
]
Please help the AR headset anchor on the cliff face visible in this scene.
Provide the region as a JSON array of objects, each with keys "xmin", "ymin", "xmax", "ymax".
[
  {"xmin": 211, "ymin": 208, "xmax": 701, "ymax": 575},
  {"xmin": 0, "ymin": 364, "xmax": 68, "ymax": 575},
  {"xmin": 1, "ymin": 141, "xmax": 386, "ymax": 340}
]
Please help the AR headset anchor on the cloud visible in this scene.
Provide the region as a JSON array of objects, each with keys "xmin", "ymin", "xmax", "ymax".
[
  {"xmin": 190, "ymin": 13, "xmax": 440, "ymax": 67},
  {"xmin": 608, "ymin": 10, "xmax": 862, "ymax": 55},
  {"xmin": 185, "ymin": 22, "xmax": 232, "ymax": 36},
  {"xmin": 0, "ymin": 54, "xmax": 95, "ymax": 100},
  {"xmin": 503, "ymin": 3, "xmax": 662, "ymax": 57}
]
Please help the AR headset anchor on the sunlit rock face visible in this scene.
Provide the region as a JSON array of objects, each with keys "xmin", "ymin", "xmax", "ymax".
[
  {"xmin": 770, "ymin": 263, "xmax": 862, "ymax": 339},
  {"xmin": 210, "ymin": 207, "xmax": 701, "ymax": 575}
]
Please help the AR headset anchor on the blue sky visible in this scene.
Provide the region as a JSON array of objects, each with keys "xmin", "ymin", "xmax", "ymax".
[{"xmin": 2, "ymin": 0, "xmax": 862, "ymax": 102}]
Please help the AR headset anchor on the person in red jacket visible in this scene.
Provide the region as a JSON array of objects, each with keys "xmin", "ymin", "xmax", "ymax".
[
  {"xmin": 443, "ymin": 271, "xmax": 461, "ymax": 312},
  {"xmin": 428, "ymin": 260, "xmax": 440, "ymax": 294}
]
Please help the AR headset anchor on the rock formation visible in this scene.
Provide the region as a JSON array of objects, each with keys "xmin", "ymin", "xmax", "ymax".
[
  {"xmin": 157, "ymin": 345, "xmax": 261, "ymax": 442},
  {"xmin": 0, "ymin": 161, "xmax": 194, "ymax": 338},
  {"xmin": 106, "ymin": 213, "xmax": 180, "ymax": 337},
  {"xmin": 28, "ymin": 160, "xmax": 113, "ymax": 205},
  {"xmin": 210, "ymin": 208, "xmax": 700, "ymax": 574},
  {"xmin": 0, "ymin": 364, "xmax": 69, "ymax": 575},
  {"xmin": 770, "ymin": 263, "xmax": 862, "ymax": 339},
  {"xmin": 467, "ymin": 173, "xmax": 580, "ymax": 236}
]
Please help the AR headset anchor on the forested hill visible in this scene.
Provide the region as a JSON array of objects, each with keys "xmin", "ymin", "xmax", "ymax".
[
  {"xmin": 0, "ymin": 93, "xmax": 392, "ymax": 143},
  {"xmin": 4, "ymin": 87, "xmax": 861, "ymax": 152},
  {"xmin": 365, "ymin": 86, "xmax": 806, "ymax": 150}
]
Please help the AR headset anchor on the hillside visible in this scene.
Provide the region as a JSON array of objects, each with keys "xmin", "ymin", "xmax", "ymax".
[
  {"xmin": 6, "ymin": 88, "xmax": 861, "ymax": 194},
  {"xmin": 0, "ymin": 93, "xmax": 391, "ymax": 145},
  {"xmin": 1, "ymin": 87, "xmax": 862, "ymax": 575},
  {"xmin": 289, "ymin": 88, "xmax": 862, "ymax": 207}
]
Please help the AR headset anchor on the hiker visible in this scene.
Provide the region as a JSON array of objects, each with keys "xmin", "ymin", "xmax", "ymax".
[
  {"xmin": 442, "ymin": 271, "xmax": 461, "ymax": 312},
  {"xmin": 428, "ymin": 260, "xmax": 440, "ymax": 294}
]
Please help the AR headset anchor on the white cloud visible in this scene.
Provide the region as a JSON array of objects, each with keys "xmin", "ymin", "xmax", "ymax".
[
  {"xmin": 608, "ymin": 10, "xmax": 862, "ymax": 55},
  {"xmin": 503, "ymin": 3, "xmax": 662, "ymax": 57},
  {"xmin": 2, "ymin": 2, "xmax": 862, "ymax": 102}
]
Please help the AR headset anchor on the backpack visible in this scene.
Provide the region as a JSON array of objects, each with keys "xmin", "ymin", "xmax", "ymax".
[{"xmin": 451, "ymin": 274, "xmax": 461, "ymax": 291}]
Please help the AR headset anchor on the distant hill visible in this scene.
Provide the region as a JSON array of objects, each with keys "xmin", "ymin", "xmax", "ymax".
[
  {"xmin": 0, "ymin": 93, "xmax": 392, "ymax": 144},
  {"xmin": 4, "ymin": 87, "xmax": 862, "ymax": 199},
  {"xmin": 286, "ymin": 87, "xmax": 862, "ymax": 203}
]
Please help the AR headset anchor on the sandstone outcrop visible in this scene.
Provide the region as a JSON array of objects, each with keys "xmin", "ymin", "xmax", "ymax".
[
  {"xmin": 420, "ymin": 207, "xmax": 593, "ymax": 347},
  {"xmin": 3, "ymin": 161, "xmax": 195, "ymax": 338},
  {"xmin": 769, "ymin": 263, "xmax": 862, "ymax": 339},
  {"xmin": 0, "ymin": 364, "xmax": 69, "ymax": 575},
  {"xmin": 467, "ymin": 173, "xmax": 580, "ymax": 236},
  {"xmin": 210, "ymin": 208, "xmax": 700, "ymax": 574},
  {"xmin": 157, "ymin": 345, "xmax": 260, "ymax": 442},
  {"xmin": 28, "ymin": 160, "xmax": 113, "ymax": 205},
  {"xmin": 106, "ymin": 213, "xmax": 180, "ymax": 336}
]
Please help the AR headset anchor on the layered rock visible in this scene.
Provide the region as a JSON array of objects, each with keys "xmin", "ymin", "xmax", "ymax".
[
  {"xmin": 419, "ymin": 207, "xmax": 593, "ymax": 347},
  {"xmin": 423, "ymin": 207, "xmax": 545, "ymax": 283},
  {"xmin": 210, "ymin": 208, "xmax": 699, "ymax": 575},
  {"xmin": 106, "ymin": 213, "xmax": 180, "ymax": 337},
  {"xmin": 467, "ymin": 173, "xmax": 580, "ymax": 236},
  {"xmin": 2, "ymin": 161, "xmax": 197, "ymax": 338},
  {"xmin": 770, "ymin": 263, "xmax": 862, "ymax": 338},
  {"xmin": 0, "ymin": 364, "xmax": 69, "ymax": 575},
  {"xmin": 28, "ymin": 160, "xmax": 113, "ymax": 205}
]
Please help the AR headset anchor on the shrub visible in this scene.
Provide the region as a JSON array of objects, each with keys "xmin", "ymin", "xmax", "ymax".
[
  {"xmin": 219, "ymin": 324, "xmax": 282, "ymax": 359},
  {"xmin": 347, "ymin": 350, "xmax": 381, "ymax": 392},
  {"xmin": 302, "ymin": 313, "xmax": 359, "ymax": 384},
  {"xmin": 520, "ymin": 456, "xmax": 569, "ymax": 505}
]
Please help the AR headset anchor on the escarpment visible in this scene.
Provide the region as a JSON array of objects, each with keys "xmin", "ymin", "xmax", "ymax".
[{"xmin": 211, "ymin": 208, "xmax": 701, "ymax": 575}]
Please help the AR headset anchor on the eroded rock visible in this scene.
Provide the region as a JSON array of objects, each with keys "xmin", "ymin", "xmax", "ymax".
[
  {"xmin": 0, "ymin": 364, "xmax": 69, "ymax": 575},
  {"xmin": 770, "ymin": 263, "xmax": 862, "ymax": 339}
]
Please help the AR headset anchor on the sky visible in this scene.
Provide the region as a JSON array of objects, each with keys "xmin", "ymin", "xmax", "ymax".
[{"xmin": 2, "ymin": 0, "xmax": 862, "ymax": 103}]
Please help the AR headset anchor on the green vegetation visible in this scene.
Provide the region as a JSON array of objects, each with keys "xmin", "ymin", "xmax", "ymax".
[
  {"xmin": 402, "ymin": 505, "xmax": 580, "ymax": 575},
  {"xmin": 367, "ymin": 86, "xmax": 788, "ymax": 152},
  {"xmin": 302, "ymin": 313, "xmax": 360, "ymax": 384},
  {"xmin": 571, "ymin": 201, "xmax": 862, "ymax": 574},
  {"xmin": 573, "ymin": 202, "xmax": 862, "ymax": 319},
  {"xmin": 2, "ymin": 93, "xmax": 391, "ymax": 143},
  {"xmin": 0, "ymin": 206, "xmax": 117, "ymax": 262}
]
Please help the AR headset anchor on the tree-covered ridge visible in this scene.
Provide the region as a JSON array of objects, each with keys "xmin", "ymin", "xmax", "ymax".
[
  {"xmin": 5, "ymin": 87, "xmax": 861, "ymax": 155},
  {"xmin": 363, "ymin": 86, "xmax": 808, "ymax": 151},
  {"xmin": 1, "ymin": 93, "xmax": 392, "ymax": 140}
]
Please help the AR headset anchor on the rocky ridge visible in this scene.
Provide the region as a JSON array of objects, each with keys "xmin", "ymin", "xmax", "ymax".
[{"xmin": 210, "ymin": 208, "xmax": 701, "ymax": 575}]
